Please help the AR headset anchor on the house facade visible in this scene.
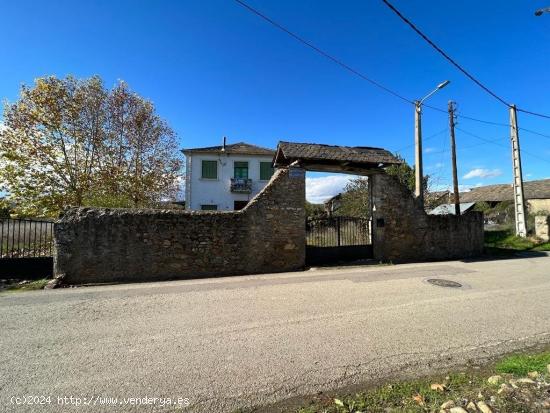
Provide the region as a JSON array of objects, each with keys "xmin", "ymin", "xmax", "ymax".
[{"xmin": 182, "ymin": 141, "xmax": 276, "ymax": 211}]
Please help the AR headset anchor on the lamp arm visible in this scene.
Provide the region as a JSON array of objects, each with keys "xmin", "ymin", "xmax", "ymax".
[{"xmin": 419, "ymin": 87, "xmax": 439, "ymax": 105}]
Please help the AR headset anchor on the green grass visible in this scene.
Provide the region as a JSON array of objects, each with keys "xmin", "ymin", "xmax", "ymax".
[
  {"xmin": 533, "ymin": 242, "xmax": 550, "ymax": 251},
  {"xmin": 290, "ymin": 349, "xmax": 550, "ymax": 413},
  {"xmin": 495, "ymin": 351, "xmax": 550, "ymax": 376},
  {"xmin": 484, "ymin": 230, "xmax": 550, "ymax": 251},
  {"xmin": 4, "ymin": 278, "xmax": 49, "ymax": 292},
  {"xmin": 296, "ymin": 374, "xmax": 486, "ymax": 413}
]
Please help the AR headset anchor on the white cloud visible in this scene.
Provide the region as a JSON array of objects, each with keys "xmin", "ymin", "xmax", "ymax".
[
  {"xmin": 306, "ymin": 174, "xmax": 353, "ymax": 204},
  {"xmin": 424, "ymin": 147, "xmax": 436, "ymax": 154},
  {"xmin": 430, "ymin": 184, "xmax": 472, "ymax": 192},
  {"xmin": 462, "ymin": 168, "xmax": 502, "ymax": 180}
]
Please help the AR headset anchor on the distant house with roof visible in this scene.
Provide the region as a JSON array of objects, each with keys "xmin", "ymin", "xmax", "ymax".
[
  {"xmin": 324, "ymin": 193, "xmax": 342, "ymax": 217},
  {"xmin": 182, "ymin": 139, "xmax": 276, "ymax": 211},
  {"xmin": 425, "ymin": 190, "xmax": 452, "ymax": 210},
  {"xmin": 459, "ymin": 179, "xmax": 550, "ymax": 213}
]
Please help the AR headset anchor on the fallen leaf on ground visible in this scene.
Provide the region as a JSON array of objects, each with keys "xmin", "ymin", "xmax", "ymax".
[
  {"xmin": 430, "ymin": 383, "xmax": 447, "ymax": 392},
  {"xmin": 412, "ymin": 394, "xmax": 425, "ymax": 405}
]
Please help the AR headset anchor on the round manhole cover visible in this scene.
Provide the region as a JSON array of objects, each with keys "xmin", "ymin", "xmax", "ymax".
[{"xmin": 426, "ymin": 278, "xmax": 462, "ymax": 288}]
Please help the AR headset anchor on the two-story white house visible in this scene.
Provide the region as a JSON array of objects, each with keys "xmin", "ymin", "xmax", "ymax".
[{"xmin": 182, "ymin": 140, "xmax": 276, "ymax": 211}]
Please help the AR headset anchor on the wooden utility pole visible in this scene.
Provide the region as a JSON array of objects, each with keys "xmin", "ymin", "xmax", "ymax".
[
  {"xmin": 448, "ymin": 101, "xmax": 460, "ymax": 216},
  {"xmin": 414, "ymin": 101, "xmax": 424, "ymax": 206},
  {"xmin": 509, "ymin": 105, "xmax": 527, "ymax": 237}
]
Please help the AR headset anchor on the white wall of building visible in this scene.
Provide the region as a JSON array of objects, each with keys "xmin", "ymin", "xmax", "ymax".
[{"xmin": 185, "ymin": 153, "xmax": 275, "ymax": 211}]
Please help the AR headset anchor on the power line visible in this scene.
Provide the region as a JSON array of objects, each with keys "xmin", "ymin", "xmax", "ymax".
[
  {"xmin": 393, "ymin": 127, "xmax": 447, "ymax": 153},
  {"xmin": 234, "ymin": 0, "xmax": 413, "ymax": 104},
  {"xmin": 517, "ymin": 107, "xmax": 550, "ymax": 120},
  {"xmin": 520, "ymin": 127, "xmax": 550, "ymax": 140},
  {"xmin": 456, "ymin": 113, "xmax": 508, "ymax": 127},
  {"xmin": 457, "ymin": 127, "xmax": 511, "ymax": 149},
  {"xmin": 236, "ymin": 0, "xmax": 550, "ymax": 133},
  {"xmin": 422, "ymin": 103, "xmax": 512, "ymax": 127},
  {"xmin": 456, "ymin": 127, "xmax": 550, "ymax": 164},
  {"xmin": 380, "ymin": 0, "xmax": 550, "ymax": 120},
  {"xmin": 380, "ymin": 0, "xmax": 509, "ymax": 107},
  {"xmin": 431, "ymin": 137, "xmax": 508, "ymax": 154}
]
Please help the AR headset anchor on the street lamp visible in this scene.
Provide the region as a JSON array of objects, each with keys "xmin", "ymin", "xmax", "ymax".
[
  {"xmin": 535, "ymin": 7, "xmax": 550, "ymax": 16},
  {"xmin": 414, "ymin": 80, "xmax": 450, "ymax": 205}
]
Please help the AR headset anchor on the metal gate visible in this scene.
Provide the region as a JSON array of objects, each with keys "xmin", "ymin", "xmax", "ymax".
[
  {"xmin": 0, "ymin": 218, "xmax": 54, "ymax": 279},
  {"xmin": 305, "ymin": 216, "xmax": 373, "ymax": 265}
]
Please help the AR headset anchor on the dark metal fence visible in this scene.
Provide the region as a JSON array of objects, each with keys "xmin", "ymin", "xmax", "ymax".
[
  {"xmin": 0, "ymin": 218, "xmax": 54, "ymax": 258},
  {"xmin": 306, "ymin": 216, "xmax": 371, "ymax": 247}
]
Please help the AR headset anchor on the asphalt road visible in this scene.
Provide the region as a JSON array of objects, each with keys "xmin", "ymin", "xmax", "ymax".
[{"xmin": 2, "ymin": 254, "xmax": 550, "ymax": 412}]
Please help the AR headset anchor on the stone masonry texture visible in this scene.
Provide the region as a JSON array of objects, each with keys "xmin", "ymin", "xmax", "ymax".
[
  {"xmin": 55, "ymin": 168, "xmax": 484, "ymax": 284},
  {"xmin": 371, "ymin": 173, "xmax": 484, "ymax": 261},
  {"xmin": 535, "ymin": 215, "xmax": 550, "ymax": 242},
  {"xmin": 54, "ymin": 167, "xmax": 306, "ymax": 284}
]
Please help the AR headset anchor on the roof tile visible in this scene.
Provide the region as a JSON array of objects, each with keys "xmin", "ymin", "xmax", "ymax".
[
  {"xmin": 276, "ymin": 141, "xmax": 401, "ymax": 165},
  {"xmin": 459, "ymin": 179, "xmax": 550, "ymax": 202},
  {"xmin": 183, "ymin": 142, "xmax": 275, "ymax": 156}
]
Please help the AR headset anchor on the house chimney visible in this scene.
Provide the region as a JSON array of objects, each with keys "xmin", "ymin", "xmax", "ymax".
[{"xmin": 222, "ymin": 136, "xmax": 227, "ymax": 152}]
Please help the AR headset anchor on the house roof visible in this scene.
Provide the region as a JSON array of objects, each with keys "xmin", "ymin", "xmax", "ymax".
[
  {"xmin": 274, "ymin": 141, "xmax": 402, "ymax": 174},
  {"xmin": 323, "ymin": 193, "xmax": 342, "ymax": 205},
  {"xmin": 426, "ymin": 190, "xmax": 450, "ymax": 203},
  {"xmin": 427, "ymin": 190, "xmax": 450, "ymax": 198},
  {"xmin": 182, "ymin": 142, "xmax": 275, "ymax": 156},
  {"xmin": 459, "ymin": 179, "xmax": 550, "ymax": 202},
  {"xmin": 428, "ymin": 202, "xmax": 476, "ymax": 216}
]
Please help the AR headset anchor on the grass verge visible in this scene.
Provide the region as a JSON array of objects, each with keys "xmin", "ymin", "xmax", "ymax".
[
  {"xmin": 484, "ymin": 230, "xmax": 550, "ymax": 252},
  {"xmin": 3, "ymin": 278, "xmax": 49, "ymax": 292},
  {"xmin": 495, "ymin": 352, "xmax": 550, "ymax": 376},
  {"xmin": 290, "ymin": 350, "xmax": 550, "ymax": 413}
]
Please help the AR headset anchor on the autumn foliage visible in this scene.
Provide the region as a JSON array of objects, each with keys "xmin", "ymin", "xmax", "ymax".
[{"xmin": 0, "ymin": 76, "xmax": 183, "ymax": 216}]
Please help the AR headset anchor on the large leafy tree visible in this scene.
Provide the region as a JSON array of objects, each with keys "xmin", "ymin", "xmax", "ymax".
[
  {"xmin": 0, "ymin": 76, "xmax": 182, "ymax": 216},
  {"xmin": 385, "ymin": 154, "xmax": 429, "ymax": 195},
  {"xmin": 338, "ymin": 177, "xmax": 370, "ymax": 218}
]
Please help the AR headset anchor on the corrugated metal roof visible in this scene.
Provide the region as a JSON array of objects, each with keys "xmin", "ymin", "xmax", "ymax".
[{"xmin": 428, "ymin": 202, "xmax": 476, "ymax": 215}]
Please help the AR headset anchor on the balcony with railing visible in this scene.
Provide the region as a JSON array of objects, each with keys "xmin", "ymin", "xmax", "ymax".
[{"xmin": 230, "ymin": 178, "xmax": 252, "ymax": 193}]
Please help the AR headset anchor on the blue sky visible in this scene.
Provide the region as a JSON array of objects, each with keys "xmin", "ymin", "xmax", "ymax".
[{"xmin": 1, "ymin": 0, "xmax": 549, "ymax": 202}]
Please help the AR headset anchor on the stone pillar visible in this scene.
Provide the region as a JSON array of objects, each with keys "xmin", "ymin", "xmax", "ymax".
[
  {"xmin": 370, "ymin": 172, "xmax": 483, "ymax": 262},
  {"xmin": 535, "ymin": 215, "xmax": 550, "ymax": 242}
]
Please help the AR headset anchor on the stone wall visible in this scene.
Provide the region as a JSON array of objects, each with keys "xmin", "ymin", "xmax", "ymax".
[
  {"xmin": 54, "ymin": 167, "xmax": 305, "ymax": 284},
  {"xmin": 529, "ymin": 199, "xmax": 550, "ymax": 214},
  {"xmin": 54, "ymin": 166, "xmax": 484, "ymax": 284},
  {"xmin": 535, "ymin": 215, "xmax": 550, "ymax": 242},
  {"xmin": 370, "ymin": 173, "xmax": 484, "ymax": 261}
]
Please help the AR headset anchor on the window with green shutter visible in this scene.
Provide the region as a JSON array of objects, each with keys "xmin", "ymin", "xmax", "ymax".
[
  {"xmin": 201, "ymin": 160, "xmax": 218, "ymax": 179},
  {"xmin": 234, "ymin": 161, "xmax": 248, "ymax": 179},
  {"xmin": 260, "ymin": 162, "xmax": 274, "ymax": 180}
]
